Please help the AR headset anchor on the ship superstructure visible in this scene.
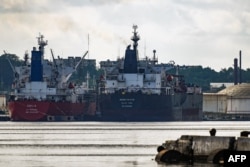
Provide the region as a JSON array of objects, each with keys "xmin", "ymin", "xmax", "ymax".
[
  {"xmin": 98, "ymin": 25, "xmax": 202, "ymax": 121},
  {"xmin": 8, "ymin": 34, "xmax": 96, "ymax": 121}
]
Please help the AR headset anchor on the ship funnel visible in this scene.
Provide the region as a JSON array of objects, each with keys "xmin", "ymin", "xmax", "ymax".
[
  {"xmin": 31, "ymin": 49, "xmax": 43, "ymax": 81},
  {"xmin": 124, "ymin": 25, "xmax": 140, "ymax": 73},
  {"xmin": 30, "ymin": 34, "xmax": 47, "ymax": 82}
]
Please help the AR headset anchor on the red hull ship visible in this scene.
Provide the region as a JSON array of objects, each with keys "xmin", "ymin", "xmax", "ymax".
[
  {"xmin": 8, "ymin": 100, "xmax": 96, "ymax": 121},
  {"xmin": 8, "ymin": 34, "xmax": 96, "ymax": 121}
]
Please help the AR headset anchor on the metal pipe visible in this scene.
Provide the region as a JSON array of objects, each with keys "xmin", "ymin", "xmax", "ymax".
[{"xmin": 239, "ymin": 50, "xmax": 242, "ymax": 84}]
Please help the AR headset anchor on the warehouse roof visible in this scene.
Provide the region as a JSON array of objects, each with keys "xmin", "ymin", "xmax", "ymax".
[{"xmin": 219, "ymin": 83, "xmax": 250, "ymax": 97}]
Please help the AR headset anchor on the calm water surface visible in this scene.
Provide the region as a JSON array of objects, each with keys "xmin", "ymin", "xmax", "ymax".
[{"xmin": 0, "ymin": 121, "xmax": 249, "ymax": 167}]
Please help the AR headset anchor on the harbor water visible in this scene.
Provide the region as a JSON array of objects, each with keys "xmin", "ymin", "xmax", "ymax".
[{"xmin": 0, "ymin": 121, "xmax": 249, "ymax": 167}]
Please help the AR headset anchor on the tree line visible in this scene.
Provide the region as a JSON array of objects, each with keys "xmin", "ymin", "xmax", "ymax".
[{"xmin": 174, "ymin": 65, "xmax": 250, "ymax": 91}]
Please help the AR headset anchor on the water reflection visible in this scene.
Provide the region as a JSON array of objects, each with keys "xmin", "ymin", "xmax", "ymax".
[{"xmin": 0, "ymin": 121, "xmax": 249, "ymax": 167}]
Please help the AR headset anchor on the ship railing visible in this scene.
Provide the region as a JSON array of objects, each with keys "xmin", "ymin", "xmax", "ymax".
[
  {"xmin": 10, "ymin": 93, "xmax": 86, "ymax": 103},
  {"xmin": 99, "ymin": 87, "xmax": 174, "ymax": 95},
  {"xmin": 144, "ymin": 77, "xmax": 156, "ymax": 82},
  {"xmin": 187, "ymin": 86, "xmax": 202, "ymax": 94},
  {"xmin": 10, "ymin": 91, "xmax": 67, "ymax": 101},
  {"xmin": 106, "ymin": 75, "xmax": 118, "ymax": 80}
]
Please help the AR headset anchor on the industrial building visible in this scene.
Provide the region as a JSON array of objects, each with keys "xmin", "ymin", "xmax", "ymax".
[
  {"xmin": 203, "ymin": 83, "xmax": 250, "ymax": 120},
  {"xmin": 0, "ymin": 94, "xmax": 6, "ymax": 112}
]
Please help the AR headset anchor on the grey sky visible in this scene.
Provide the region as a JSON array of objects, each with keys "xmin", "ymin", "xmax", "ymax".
[{"xmin": 1, "ymin": 0, "xmax": 250, "ymax": 71}]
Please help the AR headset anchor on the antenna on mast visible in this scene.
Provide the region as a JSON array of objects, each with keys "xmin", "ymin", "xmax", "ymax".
[
  {"xmin": 131, "ymin": 25, "xmax": 140, "ymax": 50},
  {"xmin": 37, "ymin": 33, "xmax": 48, "ymax": 58},
  {"xmin": 88, "ymin": 34, "xmax": 90, "ymax": 59}
]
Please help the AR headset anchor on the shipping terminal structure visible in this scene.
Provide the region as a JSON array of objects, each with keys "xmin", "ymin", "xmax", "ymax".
[
  {"xmin": 98, "ymin": 25, "xmax": 203, "ymax": 121},
  {"xmin": 8, "ymin": 34, "xmax": 96, "ymax": 121}
]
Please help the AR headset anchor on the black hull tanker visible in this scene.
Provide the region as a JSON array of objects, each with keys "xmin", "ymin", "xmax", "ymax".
[
  {"xmin": 98, "ymin": 25, "xmax": 202, "ymax": 121},
  {"xmin": 99, "ymin": 93, "xmax": 182, "ymax": 121}
]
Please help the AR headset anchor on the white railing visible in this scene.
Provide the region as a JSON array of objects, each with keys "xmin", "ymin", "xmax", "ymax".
[{"xmin": 99, "ymin": 87, "xmax": 174, "ymax": 95}]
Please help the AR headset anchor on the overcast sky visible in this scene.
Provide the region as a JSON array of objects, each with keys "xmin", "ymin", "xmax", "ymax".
[{"xmin": 1, "ymin": 0, "xmax": 250, "ymax": 71}]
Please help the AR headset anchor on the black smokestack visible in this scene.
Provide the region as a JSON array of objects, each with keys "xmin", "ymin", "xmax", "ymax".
[
  {"xmin": 234, "ymin": 58, "xmax": 238, "ymax": 85},
  {"xmin": 239, "ymin": 50, "xmax": 242, "ymax": 84}
]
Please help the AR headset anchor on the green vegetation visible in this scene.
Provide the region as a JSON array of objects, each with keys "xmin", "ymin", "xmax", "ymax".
[
  {"xmin": 0, "ymin": 54, "xmax": 23, "ymax": 91},
  {"xmin": 1, "ymin": 53, "xmax": 250, "ymax": 92},
  {"xmin": 169, "ymin": 65, "xmax": 248, "ymax": 91},
  {"xmin": 170, "ymin": 66, "xmax": 234, "ymax": 91}
]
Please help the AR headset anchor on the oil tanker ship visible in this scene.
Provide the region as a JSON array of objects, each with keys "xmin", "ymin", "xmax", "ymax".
[
  {"xmin": 98, "ymin": 25, "xmax": 202, "ymax": 121},
  {"xmin": 8, "ymin": 34, "xmax": 96, "ymax": 121}
]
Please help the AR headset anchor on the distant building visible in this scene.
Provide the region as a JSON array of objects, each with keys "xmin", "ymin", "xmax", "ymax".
[
  {"xmin": 203, "ymin": 83, "xmax": 250, "ymax": 120},
  {"xmin": 203, "ymin": 93, "xmax": 227, "ymax": 113},
  {"xmin": 64, "ymin": 57, "xmax": 96, "ymax": 68},
  {"xmin": 0, "ymin": 94, "xmax": 6, "ymax": 113},
  {"xmin": 82, "ymin": 59, "xmax": 96, "ymax": 67},
  {"xmin": 209, "ymin": 82, "xmax": 234, "ymax": 93}
]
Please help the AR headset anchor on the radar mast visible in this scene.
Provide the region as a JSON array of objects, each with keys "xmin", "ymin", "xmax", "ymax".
[{"xmin": 131, "ymin": 25, "xmax": 140, "ymax": 50}]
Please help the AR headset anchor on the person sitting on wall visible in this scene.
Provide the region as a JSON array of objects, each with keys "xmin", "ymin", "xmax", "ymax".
[{"xmin": 209, "ymin": 128, "xmax": 216, "ymax": 136}]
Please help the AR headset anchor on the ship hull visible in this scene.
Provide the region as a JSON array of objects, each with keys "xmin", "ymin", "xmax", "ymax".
[
  {"xmin": 8, "ymin": 100, "xmax": 96, "ymax": 121},
  {"xmin": 98, "ymin": 92, "xmax": 202, "ymax": 121},
  {"xmin": 181, "ymin": 94, "xmax": 203, "ymax": 121}
]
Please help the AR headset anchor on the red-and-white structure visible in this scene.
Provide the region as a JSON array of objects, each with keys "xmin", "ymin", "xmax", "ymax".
[{"xmin": 8, "ymin": 34, "xmax": 96, "ymax": 121}]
